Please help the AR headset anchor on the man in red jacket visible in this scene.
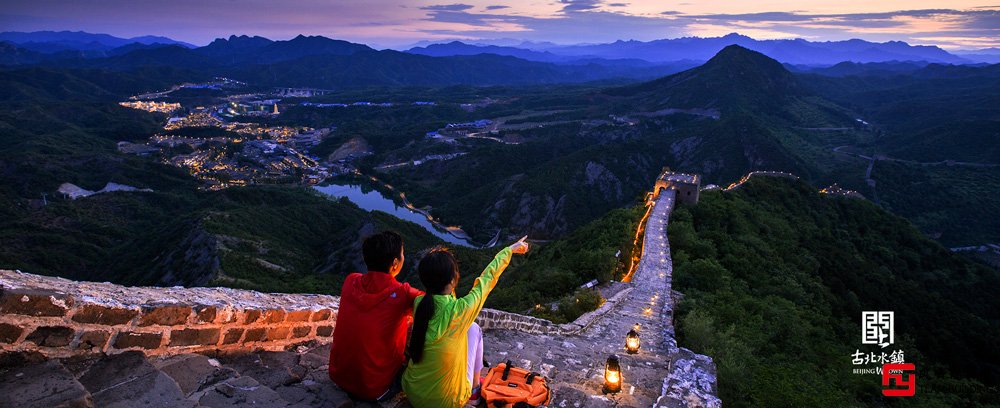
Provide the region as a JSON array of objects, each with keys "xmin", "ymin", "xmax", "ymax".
[{"xmin": 329, "ymin": 231, "xmax": 424, "ymax": 401}]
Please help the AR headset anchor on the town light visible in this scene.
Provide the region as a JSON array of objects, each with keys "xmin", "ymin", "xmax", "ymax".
[
  {"xmin": 603, "ymin": 355, "xmax": 622, "ymax": 394},
  {"xmin": 625, "ymin": 329, "xmax": 640, "ymax": 354}
]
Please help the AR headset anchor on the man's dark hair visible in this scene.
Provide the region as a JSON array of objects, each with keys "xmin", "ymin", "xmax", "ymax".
[{"xmin": 362, "ymin": 231, "xmax": 403, "ymax": 272}]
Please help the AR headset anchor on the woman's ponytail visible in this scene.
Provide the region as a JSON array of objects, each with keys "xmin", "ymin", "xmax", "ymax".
[{"xmin": 409, "ymin": 294, "xmax": 434, "ymax": 363}]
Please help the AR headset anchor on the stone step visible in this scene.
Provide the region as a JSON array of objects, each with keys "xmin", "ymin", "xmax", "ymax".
[
  {"xmin": 0, "ymin": 357, "xmax": 93, "ymax": 408},
  {"xmin": 76, "ymin": 351, "xmax": 194, "ymax": 407},
  {"xmin": 197, "ymin": 375, "xmax": 290, "ymax": 407},
  {"xmin": 151, "ymin": 354, "xmax": 237, "ymax": 398},
  {"xmin": 214, "ymin": 351, "xmax": 308, "ymax": 389},
  {"xmin": 183, "ymin": 343, "xmax": 356, "ymax": 408}
]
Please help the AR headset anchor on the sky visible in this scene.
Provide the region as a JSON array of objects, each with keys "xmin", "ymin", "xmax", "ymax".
[{"xmin": 1, "ymin": 0, "xmax": 998, "ymax": 50}]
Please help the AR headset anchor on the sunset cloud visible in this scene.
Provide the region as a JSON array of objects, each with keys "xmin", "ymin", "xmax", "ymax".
[
  {"xmin": 420, "ymin": 4, "xmax": 475, "ymax": 12},
  {"xmin": 0, "ymin": 0, "xmax": 996, "ymax": 49}
]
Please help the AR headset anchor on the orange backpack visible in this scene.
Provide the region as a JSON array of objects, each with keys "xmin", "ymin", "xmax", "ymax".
[{"xmin": 481, "ymin": 360, "xmax": 552, "ymax": 407}]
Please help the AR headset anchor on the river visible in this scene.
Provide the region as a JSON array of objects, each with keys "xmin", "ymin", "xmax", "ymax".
[{"xmin": 313, "ymin": 183, "xmax": 476, "ymax": 247}]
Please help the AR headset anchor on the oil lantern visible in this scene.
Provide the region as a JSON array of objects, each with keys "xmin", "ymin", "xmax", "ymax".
[{"xmin": 603, "ymin": 354, "xmax": 622, "ymax": 394}]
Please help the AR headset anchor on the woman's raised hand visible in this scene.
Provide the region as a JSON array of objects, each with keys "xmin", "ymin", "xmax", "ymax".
[{"xmin": 509, "ymin": 236, "xmax": 530, "ymax": 255}]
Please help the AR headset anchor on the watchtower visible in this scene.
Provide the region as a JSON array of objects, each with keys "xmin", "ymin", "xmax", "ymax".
[{"xmin": 653, "ymin": 167, "xmax": 700, "ymax": 205}]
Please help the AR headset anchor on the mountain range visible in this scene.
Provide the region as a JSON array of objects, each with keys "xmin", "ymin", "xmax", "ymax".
[
  {"xmin": 408, "ymin": 33, "xmax": 986, "ymax": 65},
  {"xmin": 3, "ymin": 31, "xmax": 997, "ymax": 82},
  {"xmin": 0, "ymin": 30, "xmax": 193, "ymax": 53},
  {"xmin": 0, "ymin": 34, "xmax": 695, "ymax": 86}
]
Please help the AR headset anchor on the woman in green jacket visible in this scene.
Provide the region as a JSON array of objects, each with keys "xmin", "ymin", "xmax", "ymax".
[{"xmin": 402, "ymin": 237, "xmax": 529, "ymax": 408}]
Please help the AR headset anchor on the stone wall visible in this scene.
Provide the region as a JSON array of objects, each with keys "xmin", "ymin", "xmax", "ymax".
[
  {"xmin": 474, "ymin": 286, "xmax": 634, "ymax": 336},
  {"xmin": 656, "ymin": 346, "xmax": 722, "ymax": 408},
  {"xmin": 0, "ymin": 270, "xmax": 338, "ymax": 358},
  {"xmin": 475, "ymin": 308, "xmax": 562, "ymax": 334},
  {"xmin": 0, "ymin": 269, "xmax": 578, "ymax": 359}
]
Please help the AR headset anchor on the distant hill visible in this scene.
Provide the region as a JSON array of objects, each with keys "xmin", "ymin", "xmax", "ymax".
[
  {"xmin": 478, "ymin": 33, "xmax": 971, "ymax": 65},
  {"xmin": 198, "ymin": 34, "xmax": 373, "ymax": 64},
  {"xmin": 607, "ymin": 45, "xmax": 805, "ymax": 111},
  {"xmin": 222, "ymin": 51, "xmax": 685, "ymax": 87},
  {"xmin": 952, "ymin": 47, "xmax": 1000, "ymax": 64},
  {"xmin": 0, "ymin": 30, "xmax": 194, "ymax": 52},
  {"xmin": 404, "ymin": 41, "xmax": 701, "ymax": 77},
  {"xmin": 406, "ymin": 41, "xmax": 579, "ymax": 63},
  {"xmin": 788, "ymin": 60, "xmax": 930, "ymax": 77},
  {"xmin": 0, "ymin": 41, "xmax": 47, "ymax": 65}
]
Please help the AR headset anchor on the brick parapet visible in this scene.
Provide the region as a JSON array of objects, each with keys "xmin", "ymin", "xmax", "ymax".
[
  {"xmin": 0, "ymin": 269, "xmax": 583, "ymax": 359},
  {"xmin": 0, "ymin": 270, "xmax": 338, "ymax": 358}
]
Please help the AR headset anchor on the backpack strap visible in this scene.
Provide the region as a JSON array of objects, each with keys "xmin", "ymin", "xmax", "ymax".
[
  {"xmin": 501, "ymin": 360, "xmax": 513, "ymax": 381},
  {"xmin": 525, "ymin": 372, "xmax": 540, "ymax": 385},
  {"xmin": 542, "ymin": 379, "xmax": 552, "ymax": 405}
]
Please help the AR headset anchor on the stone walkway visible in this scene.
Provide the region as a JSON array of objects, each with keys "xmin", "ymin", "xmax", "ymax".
[{"xmin": 479, "ymin": 190, "xmax": 711, "ymax": 407}]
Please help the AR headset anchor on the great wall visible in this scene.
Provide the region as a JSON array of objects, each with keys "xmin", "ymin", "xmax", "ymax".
[{"xmin": 0, "ymin": 171, "xmax": 784, "ymax": 408}]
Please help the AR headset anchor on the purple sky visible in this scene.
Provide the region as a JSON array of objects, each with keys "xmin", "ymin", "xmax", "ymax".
[{"xmin": 2, "ymin": 1, "xmax": 998, "ymax": 49}]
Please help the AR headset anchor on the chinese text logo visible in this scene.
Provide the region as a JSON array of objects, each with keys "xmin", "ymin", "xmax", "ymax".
[{"xmin": 862, "ymin": 311, "xmax": 894, "ymax": 348}]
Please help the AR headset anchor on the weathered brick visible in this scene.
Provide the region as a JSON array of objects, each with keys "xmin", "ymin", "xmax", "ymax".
[
  {"xmin": 0, "ymin": 323, "xmax": 23, "ymax": 343},
  {"xmin": 243, "ymin": 310, "xmax": 262, "ymax": 324},
  {"xmin": 25, "ymin": 326, "xmax": 74, "ymax": 347},
  {"xmin": 316, "ymin": 326, "xmax": 333, "ymax": 337},
  {"xmin": 285, "ymin": 310, "xmax": 311, "ymax": 323},
  {"xmin": 264, "ymin": 310, "xmax": 286, "ymax": 324},
  {"xmin": 0, "ymin": 289, "xmax": 72, "ymax": 317},
  {"xmin": 113, "ymin": 332, "xmax": 163, "ymax": 349},
  {"xmin": 266, "ymin": 326, "xmax": 290, "ymax": 341},
  {"xmin": 291, "ymin": 326, "xmax": 311, "ymax": 338},
  {"xmin": 216, "ymin": 308, "xmax": 238, "ymax": 324},
  {"xmin": 223, "ymin": 329, "xmax": 244, "ymax": 345},
  {"xmin": 76, "ymin": 331, "xmax": 110, "ymax": 350},
  {"xmin": 139, "ymin": 305, "xmax": 192, "ymax": 326},
  {"xmin": 310, "ymin": 309, "xmax": 332, "ymax": 322},
  {"xmin": 71, "ymin": 304, "xmax": 138, "ymax": 325},
  {"xmin": 243, "ymin": 328, "xmax": 266, "ymax": 343},
  {"xmin": 169, "ymin": 328, "xmax": 220, "ymax": 347},
  {"xmin": 196, "ymin": 306, "xmax": 218, "ymax": 323}
]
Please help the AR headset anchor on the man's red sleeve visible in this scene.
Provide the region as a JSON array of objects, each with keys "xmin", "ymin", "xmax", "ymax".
[{"xmin": 406, "ymin": 285, "xmax": 425, "ymax": 303}]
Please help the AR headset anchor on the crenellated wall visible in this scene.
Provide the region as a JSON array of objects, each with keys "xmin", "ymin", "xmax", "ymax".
[
  {"xmin": 0, "ymin": 269, "xmax": 340, "ymax": 358},
  {"xmin": 475, "ymin": 286, "xmax": 634, "ymax": 336},
  {"xmin": 0, "ymin": 269, "xmax": 569, "ymax": 359}
]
